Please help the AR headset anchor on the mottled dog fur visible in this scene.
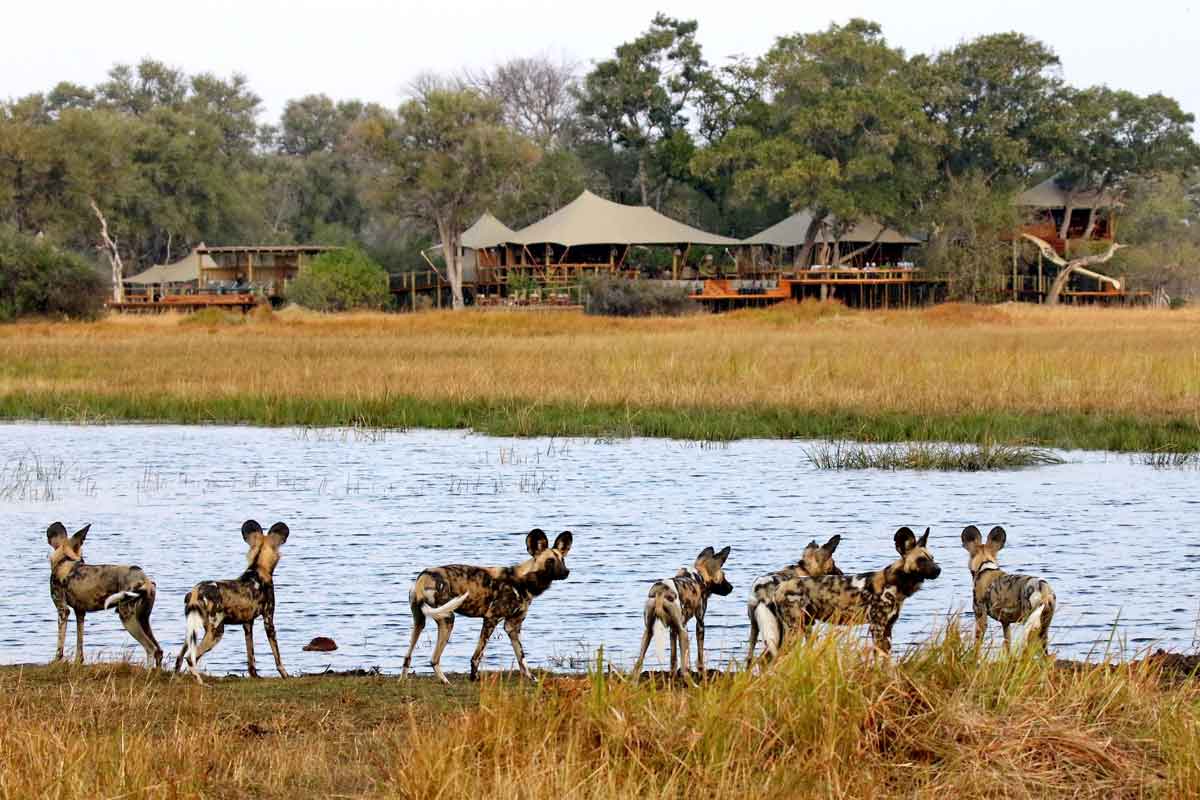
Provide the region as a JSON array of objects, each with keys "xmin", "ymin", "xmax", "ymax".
[
  {"xmin": 631, "ymin": 545, "xmax": 733, "ymax": 677},
  {"xmin": 773, "ymin": 527, "xmax": 941, "ymax": 654},
  {"xmin": 961, "ymin": 525, "xmax": 1056, "ymax": 651},
  {"xmin": 46, "ymin": 522, "xmax": 162, "ymax": 668},
  {"xmin": 746, "ymin": 535, "xmax": 843, "ymax": 664},
  {"xmin": 173, "ymin": 520, "xmax": 290, "ymax": 683},
  {"xmin": 402, "ymin": 528, "xmax": 573, "ymax": 684}
]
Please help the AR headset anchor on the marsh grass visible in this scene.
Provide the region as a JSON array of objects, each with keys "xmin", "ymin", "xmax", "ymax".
[
  {"xmin": 2, "ymin": 626, "xmax": 1198, "ymax": 799},
  {"xmin": 2, "ymin": 304, "xmax": 1200, "ymax": 450},
  {"xmin": 806, "ymin": 440, "xmax": 1065, "ymax": 471},
  {"xmin": 1137, "ymin": 449, "xmax": 1200, "ymax": 469}
]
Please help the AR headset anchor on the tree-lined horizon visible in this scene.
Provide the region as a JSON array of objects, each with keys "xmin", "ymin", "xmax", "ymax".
[{"xmin": 2, "ymin": 16, "xmax": 1198, "ymax": 305}]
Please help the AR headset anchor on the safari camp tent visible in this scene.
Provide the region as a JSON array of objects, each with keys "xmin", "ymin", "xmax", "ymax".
[
  {"xmin": 500, "ymin": 190, "xmax": 740, "ymax": 283},
  {"xmin": 1015, "ymin": 177, "xmax": 1121, "ymax": 255},
  {"xmin": 742, "ymin": 209, "xmax": 921, "ymax": 269},
  {"xmin": 123, "ymin": 246, "xmax": 215, "ymax": 295}
]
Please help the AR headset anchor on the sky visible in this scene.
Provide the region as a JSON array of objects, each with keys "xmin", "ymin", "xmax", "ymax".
[{"xmin": 3, "ymin": 0, "xmax": 1198, "ymax": 124}]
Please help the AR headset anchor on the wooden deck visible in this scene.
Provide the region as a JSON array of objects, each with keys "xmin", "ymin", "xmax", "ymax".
[{"xmin": 107, "ymin": 293, "xmax": 265, "ymax": 313}]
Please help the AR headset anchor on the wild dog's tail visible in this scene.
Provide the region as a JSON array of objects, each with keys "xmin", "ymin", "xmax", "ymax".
[
  {"xmin": 421, "ymin": 593, "xmax": 469, "ymax": 621},
  {"xmin": 103, "ymin": 584, "xmax": 150, "ymax": 610},
  {"xmin": 184, "ymin": 607, "xmax": 205, "ymax": 665},
  {"xmin": 755, "ymin": 601, "xmax": 782, "ymax": 657},
  {"xmin": 1012, "ymin": 581, "xmax": 1056, "ymax": 653}
]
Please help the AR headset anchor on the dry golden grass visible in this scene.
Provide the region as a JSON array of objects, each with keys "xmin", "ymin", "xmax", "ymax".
[
  {"xmin": 3, "ymin": 629, "xmax": 1198, "ymax": 799},
  {"xmin": 2, "ymin": 302, "xmax": 1199, "ymax": 448}
]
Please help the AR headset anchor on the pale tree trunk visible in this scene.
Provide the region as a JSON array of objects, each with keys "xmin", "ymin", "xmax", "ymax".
[
  {"xmin": 436, "ymin": 218, "xmax": 466, "ymax": 310},
  {"xmin": 796, "ymin": 213, "xmax": 827, "ymax": 270},
  {"xmin": 1081, "ymin": 207, "xmax": 1099, "ymax": 240},
  {"xmin": 1021, "ymin": 233, "xmax": 1126, "ymax": 305},
  {"xmin": 1058, "ymin": 197, "xmax": 1076, "ymax": 242},
  {"xmin": 637, "ymin": 155, "xmax": 649, "ymax": 206},
  {"xmin": 89, "ymin": 198, "xmax": 125, "ymax": 303},
  {"xmin": 834, "ymin": 229, "xmax": 883, "ymax": 266}
]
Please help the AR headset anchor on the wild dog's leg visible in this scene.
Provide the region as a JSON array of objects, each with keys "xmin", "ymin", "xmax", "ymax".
[
  {"xmin": 746, "ymin": 602, "xmax": 759, "ymax": 668},
  {"xmin": 243, "ymin": 622, "xmax": 259, "ymax": 678},
  {"xmin": 138, "ymin": 584, "xmax": 163, "ymax": 669},
  {"xmin": 470, "ymin": 619, "xmax": 498, "ymax": 681},
  {"xmin": 73, "ymin": 609, "xmax": 86, "ymax": 665},
  {"xmin": 401, "ymin": 602, "xmax": 425, "ymax": 678},
  {"xmin": 263, "ymin": 612, "xmax": 288, "ymax": 678},
  {"xmin": 632, "ymin": 617, "xmax": 654, "ymax": 678},
  {"xmin": 430, "ymin": 615, "xmax": 455, "ymax": 685},
  {"xmin": 1001, "ymin": 622, "xmax": 1012, "ymax": 652},
  {"xmin": 188, "ymin": 621, "xmax": 225, "ymax": 684},
  {"xmin": 665, "ymin": 603, "xmax": 690, "ymax": 678},
  {"xmin": 117, "ymin": 604, "xmax": 158, "ymax": 668},
  {"xmin": 695, "ymin": 612, "xmax": 706, "ymax": 675},
  {"xmin": 870, "ymin": 612, "xmax": 897, "ymax": 656},
  {"xmin": 53, "ymin": 602, "xmax": 69, "ymax": 662},
  {"xmin": 503, "ymin": 613, "xmax": 532, "ymax": 680},
  {"xmin": 973, "ymin": 604, "xmax": 988, "ymax": 649},
  {"xmin": 669, "ymin": 628, "xmax": 678, "ymax": 674}
]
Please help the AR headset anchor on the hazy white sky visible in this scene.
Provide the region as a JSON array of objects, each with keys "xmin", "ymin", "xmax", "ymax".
[{"xmin": 4, "ymin": 0, "xmax": 1198, "ymax": 123}]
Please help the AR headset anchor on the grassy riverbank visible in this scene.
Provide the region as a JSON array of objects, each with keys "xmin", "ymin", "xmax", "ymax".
[
  {"xmin": 2, "ymin": 302, "xmax": 1199, "ymax": 451},
  {"xmin": 3, "ymin": 630, "xmax": 1198, "ymax": 799}
]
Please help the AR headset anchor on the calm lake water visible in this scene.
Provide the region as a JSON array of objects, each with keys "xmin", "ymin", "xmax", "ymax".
[{"xmin": 1, "ymin": 423, "xmax": 1196, "ymax": 676}]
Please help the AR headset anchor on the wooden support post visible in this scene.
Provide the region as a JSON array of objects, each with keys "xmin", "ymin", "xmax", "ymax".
[
  {"xmin": 410, "ymin": 272, "xmax": 416, "ymax": 310},
  {"xmin": 248, "ymin": 251, "xmax": 254, "ymax": 285},
  {"xmin": 1011, "ymin": 238, "xmax": 1018, "ymax": 300},
  {"xmin": 1037, "ymin": 251, "xmax": 1044, "ymax": 301}
]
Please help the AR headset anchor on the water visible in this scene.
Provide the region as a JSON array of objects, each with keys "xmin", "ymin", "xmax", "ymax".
[{"xmin": 1, "ymin": 423, "xmax": 1196, "ymax": 676}]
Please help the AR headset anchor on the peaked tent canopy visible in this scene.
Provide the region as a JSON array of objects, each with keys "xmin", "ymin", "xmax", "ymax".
[
  {"xmin": 1016, "ymin": 177, "xmax": 1122, "ymax": 210},
  {"xmin": 743, "ymin": 210, "xmax": 920, "ymax": 247},
  {"xmin": 124, "ymin": 247, "xmax": 217, "ymax": 284},
  {"xmin": 461, "ymin": 212, "xmax": 519, "ymax": 250},
  {"xmin": 512, "ymin": 190, "xmax": 738, "ymax": 247}
]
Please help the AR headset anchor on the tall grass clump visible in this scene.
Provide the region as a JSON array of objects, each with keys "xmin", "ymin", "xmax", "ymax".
[
  {"xmin": 806, "ymin": 440, "xmax": 1065, "ymax": 471},
  {"xmin": 584, "ymin": 276, "xmax": 697, "ymax": 316}
]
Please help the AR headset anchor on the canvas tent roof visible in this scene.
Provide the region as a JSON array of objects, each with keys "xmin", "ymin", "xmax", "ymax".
[
  {"xmin": 743, "ymin": 210, "xmax": 920, "ymax": 247},
  {"xmin": 461, "ymin": 213, "xmax": 518, "ymax": 250},
  {"xmin": 124, "ymin": 247, "xmax": 216, "ymax": 284},
  {"xmin": 511, "ymin": 190, "xmax": 738, "ymax": 247},
  {"xmin": 1016, "ymin": 177, "xmax": 1121, "ymax": 209}
]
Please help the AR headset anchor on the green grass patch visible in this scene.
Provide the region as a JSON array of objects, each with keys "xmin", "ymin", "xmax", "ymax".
[{"xmin": 805, "ymin": 440, "xmax": 1066, "ymax": 470}]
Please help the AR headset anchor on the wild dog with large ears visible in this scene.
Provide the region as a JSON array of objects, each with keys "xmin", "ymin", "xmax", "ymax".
[
  {"xmin": 174, "ymin": 520, "xmax": 291, "ymax": 683},
  {"xmin": 747, "ymin": 535, "xmax": 844, "ymax": 664},
  {"xmin": 773, "ymin": 527, "xmax": 941, "ymax": 654},
  {"xmin": 961, "ymin": 525, "xmax": 1056, "ymax": 652},
  {"xmin": 402, "ymin": 528, "xmax": 574, "ymax": 685},
  {"xmin": 631, "ymin": 545, "xmax": 733, "ymax": 678},
  {"xmin": 46, "ymin": 521, "xmax": 162, "ymax": 668}
]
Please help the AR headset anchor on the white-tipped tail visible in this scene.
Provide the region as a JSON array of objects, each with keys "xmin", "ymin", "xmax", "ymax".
[
  {"xmin": 1011, "ymin": 604, "xmax": 1046, "ymax": 653},
  {"xmin": 652, "ymin": 618, "xmax": 668, "ymax": 664},
  {"xmin": 184, "ymin": 609, "xmax": 205, "ymax": 664},
  {"xmin": 103, "ymin": 590, "xmax": 141, "ymax": 609},
  {"xmin": 754, "ymin": 602, "xmax": 782, "ymax": 657},
  {"xmin": 421, "ymin": 593, "xmax": 469, "ymax": 620}
]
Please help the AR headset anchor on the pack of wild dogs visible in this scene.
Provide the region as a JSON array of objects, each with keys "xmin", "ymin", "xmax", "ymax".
[{"xmin": 44, "ymin": 519, "xmax": 1056, "ymax": 684}]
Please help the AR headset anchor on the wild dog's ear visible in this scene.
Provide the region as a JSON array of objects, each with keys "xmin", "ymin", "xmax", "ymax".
[
  {"xmin": 986, "ymin": 526, "xmax": 1006, "ymax": 551},
  {"xmin": 46, "ymin": 522, "xmax": 68, "ymax": 548},
  {"xmin": 267, "ymin": 522, "xmax": 290, "ymax": 545},
  {"xmin": 70, "ymin": 524, "xmax": 91, "ymax": 549},
  {"xmin": 917, "ymin": 528, "xmax": 930, "ymax": 548},
  {"xmin": 894, "ymin": 526, "xmax": 917, "ymax": 555},
  {"xmin": 241, "ymin": 519, "xmax": 263, "ymax": 543},
  {"xmin": 697, "ymin": 546, "xmax": 715, "ymax": 560},
  {"xmin": 526, "ymin": 528, "xmax": 549, "ymax": 556},
  {"xmin": 961, "ymin": 525, "xmax": 982, "ymax": 553},
  {"xmin": 823, "ymin": 535, "xmax": 841, "ymax": 554},
  {"xmin": 552, "ymin": 530, "xmax": 573, "ymax": 555},
  {"xmin": 714, "ymin": 545, "xmax": 731, "ymax": 565}
]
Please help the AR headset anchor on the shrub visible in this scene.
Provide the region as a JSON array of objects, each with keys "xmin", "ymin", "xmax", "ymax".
[
  {"xmin": 285, "ymin": 248, "xmax": 389, "ymax": 312},
  {"xmin": 0, "ymin": 226, "xmax": 105, "ymax": 320},
  {"xmin": 584, "ymin": 277, "xmax": 697, "ymax": 317}
]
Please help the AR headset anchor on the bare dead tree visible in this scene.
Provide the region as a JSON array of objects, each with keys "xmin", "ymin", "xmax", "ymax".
[
  {"xmin": 89, "ymin": 197, "xmax": 125, "ymax": 303},
  {"xmin": 463, "ymin": 54, "xmax": 580, "ymax": 148},
  {"xmin": 1021, "ymin": 233, "xmax": 1127, "ymax": 305}
]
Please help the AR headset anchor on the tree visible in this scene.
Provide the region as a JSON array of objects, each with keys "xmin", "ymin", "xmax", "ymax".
[
  {"xmin": 922, "ymin": 173, "xmax": 1020, "ymax": 302},
  {"xmin": 695, "ymin": 19, "xmax": 936, "ymax": 266},
  {"xmin": 1110, "ymin": 172, "xmax": 1200, "ymax": 302},
  {"xmin": 0, "ymin": 225, "xmax": 105, "ymax": 319},
  {"xmin": 1054, "ymin": 87, "xmax": 1200, "ymax": 239},
  {"xmin": 575, "ymin": 14, "xmax": 712, "ymax": 207},
  {"xmin": 465, "ymin": 55, "xmax": 580, "ymax": 148},
  {"xmin": 355, "ymin": 88, "xmax": 538, "ymax": 308},
  {"xmin": 285, "ymin": 248, "xmax": 389, "ymax": 311}
]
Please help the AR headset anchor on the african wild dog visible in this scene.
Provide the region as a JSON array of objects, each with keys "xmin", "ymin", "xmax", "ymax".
[
  {"xmin": 46, "ymin": 521, "xmax": 162, "ymax": 668},
  {"xmin": 961, "ymin": 525, "xmax": 1056, "ymax": 652},
  {"xmin": 173, "ymin": 520, "xmax": 290, "ymax": 683},
  {"xmin": 401, "ymin": 528, "xmax": 573, "ymax": 685},
  {"xmin": 772, "ymin": 527, "xmax": 941, "ymax": 654},
  {"xmin": 631, "ymin": 545, "xmax": 733, "ymax": 678},
  {"xmin": 746, "ymin": 535, "xmax": 843, "ymax": 664}
]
